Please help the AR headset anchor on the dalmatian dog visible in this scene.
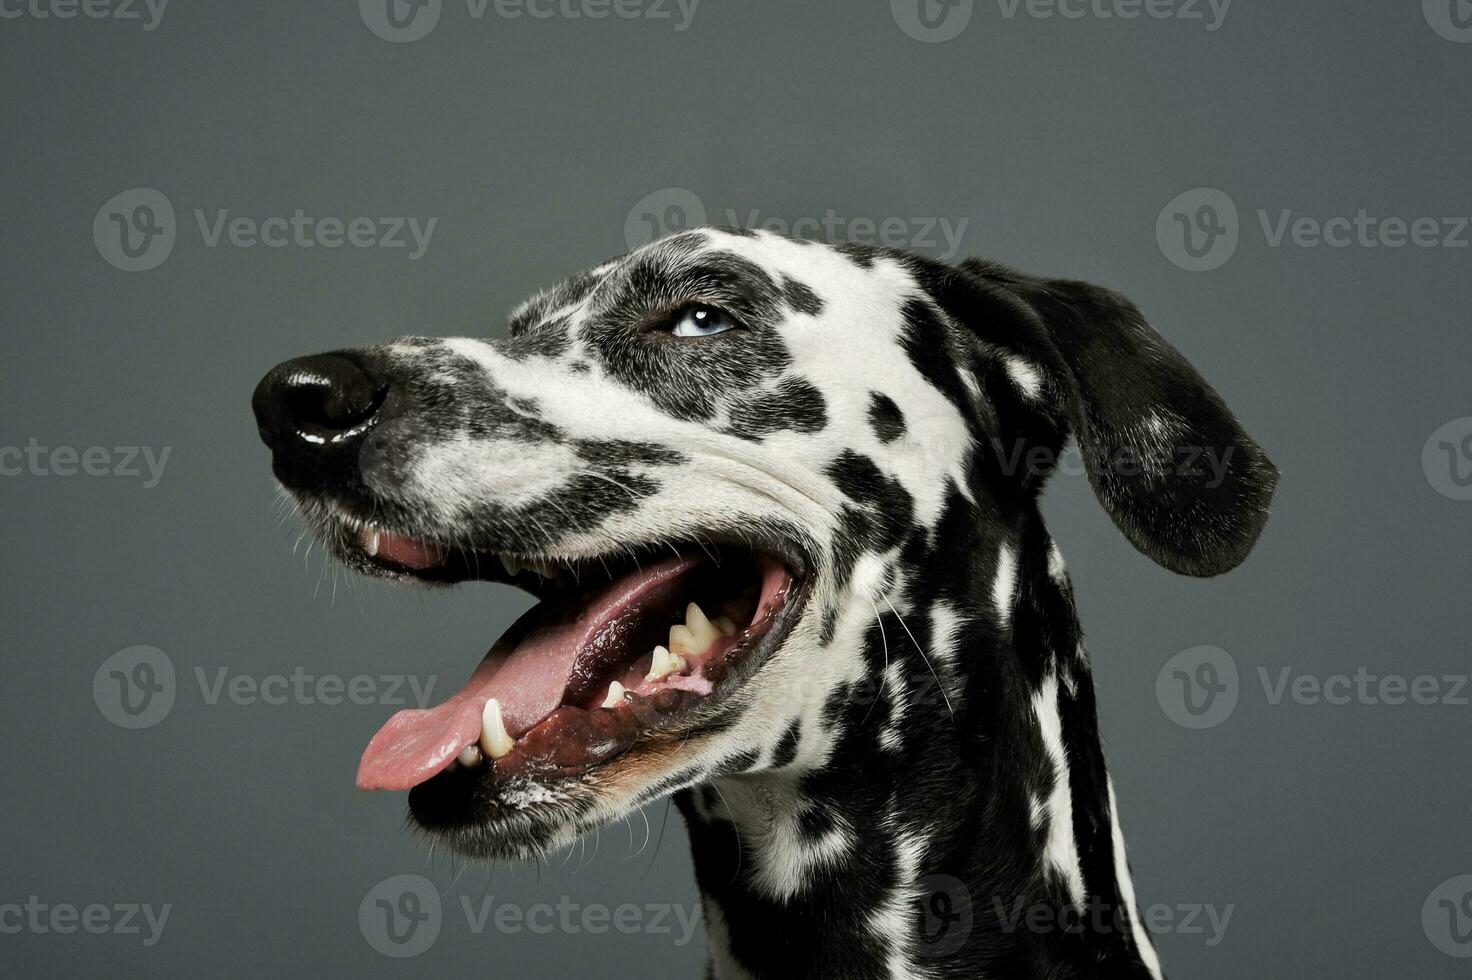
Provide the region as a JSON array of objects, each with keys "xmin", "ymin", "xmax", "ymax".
[{"xmin": 251, "ymin": 227, "xmax": 1277, "ymax": 979}]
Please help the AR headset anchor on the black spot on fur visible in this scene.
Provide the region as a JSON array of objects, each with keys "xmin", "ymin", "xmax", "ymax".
[
  {"xmin": 711, "ymin": 749, "xmax": 760, "ymax": 777},
  {"xmin": 781, "ymin": 276, "xmax": 824, "ymax": 316},
  {"xmin": 834, "ymin": 240, "xmax": 878, "ymax": 268},
  {"xmin": 769, "ymin": 721, "xmax": 801, "ymax": 769},
  {"xmin": 899, "ymin": 297, "xmax": 975, "ymax": 427},
  {"xmin": 726, "ymin": 377, "xmax": 828, "ymax": 440},
  {"xmin": 867, "ymin": 392, "xmax": 906, "ymax": 443},
  {"xmin": 508, "ymin": 271, "xmax": 602, "ymax": 336},
  {"xmin": 574, "ymin": 439, "xmax": 684, "ymax": 468}
]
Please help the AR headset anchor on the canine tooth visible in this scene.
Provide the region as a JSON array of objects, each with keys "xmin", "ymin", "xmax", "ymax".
[
  {"xmin": 499, "ymin": 555, "xmax": 522, "ymax": 577},
  {"xmin": 678, "ymin": 602, "xmax": 720, "ymax": 653},
  {"xmin": 668, "ymin": 624, "xmax": 698, "ymax": 655},
  {"xmin": 457, "ymin": 743, "xmax": 482, "ymax": 767},
  {"xmin": 713, "ymin": 615, "xmax": 737, "ymax": 637},
  {"xmin": 646, "ymin": 644, "xmax": 687, "ymax": 682},
  {"xmin": 479, "ymin": 698, "xmax": 514, "ymax": 759},
  {"xmin": 601, "ymin": 681, "xmax": 628, "ymax": 708},
  {"xmin": 362, "ymin": 527, "xmax": 380, "ymax": 558}
]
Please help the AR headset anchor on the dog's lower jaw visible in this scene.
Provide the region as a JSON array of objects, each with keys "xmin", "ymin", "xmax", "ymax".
[{"xmin": 673, "ymin": 538, "xmax": 1165, "ymax": 980}]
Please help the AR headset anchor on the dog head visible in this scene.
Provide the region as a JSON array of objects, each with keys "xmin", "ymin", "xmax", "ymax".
[{"xmin": 252, "ymin": 227, "xmax": 1276, "ymax": 859}]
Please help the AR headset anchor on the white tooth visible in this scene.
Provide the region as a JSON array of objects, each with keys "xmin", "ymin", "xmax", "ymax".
[
  {"xmin": 668, "ymin": 624, "xmax": 697, "ymax": 656},
  {"xmin": 681, "ymin": 602, "xmax": 719, "ymax": 653},
  {"xmin": 362, "ymin": 527, "xmax": 380, "ymax": 558},
  {"xmin": 457, "ymin": 743, "xmax": 482, "ymax": 767},
  {"xmin": 713, "ymin": 615, "xmax": 738, "ymax": 637},
  {"xmin": 646, "ymin": 644, "xmax": 687, "ymax": 682},
  {"xmin": 601, "ymin": 681, "xmax": 627, "ymax": 708},
  {"xmin": 479, "ymin": 698, "xmax": 514, "ymax": 759},
  {"xmin": 529, "ymin": 558, "xmax": 556, "ymax": 579},
  {"xmin": 499, "ymin": 554, "xmax": 521, "ymax": 577}
]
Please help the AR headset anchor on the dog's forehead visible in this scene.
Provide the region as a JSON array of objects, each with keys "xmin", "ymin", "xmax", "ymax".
[{"xmin": 509, "ymin": 228, "xmax": 914, "ymax": 338}]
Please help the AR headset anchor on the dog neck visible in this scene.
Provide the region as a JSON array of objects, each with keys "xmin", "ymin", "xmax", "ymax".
[{"xmin": 676, "ymin": 513, "xmax": 1163, "ymax": 980}]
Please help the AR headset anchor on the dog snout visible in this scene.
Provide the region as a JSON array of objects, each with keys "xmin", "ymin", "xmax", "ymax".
[{"xmin": 252, "ymin": 352, "xmax": 388, "ymax": 490}]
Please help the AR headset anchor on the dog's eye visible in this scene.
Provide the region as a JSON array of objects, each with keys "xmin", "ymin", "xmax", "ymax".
[{"xmin": 669, "ymin": 305, "xmax": 738, "ymax": 339}]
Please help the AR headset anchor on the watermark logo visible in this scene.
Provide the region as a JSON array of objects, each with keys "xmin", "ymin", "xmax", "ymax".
[
  {"xmin": 1259, "ymin": 666, "xmax": 1469, "ymax": 707},
  {"xmin": 891, "ymin": 0, "xmax": 974, "ymax": 42},
  {"xmin": 93, "ymin": 648, "xmax": 440, "ymax": 729},
  {"xmin": 0, "ymin": 0, "xmax": 168, "ymax": 30},
  {"xmin": 1423, "ymin": 875, "xmax": 1472, "ymax": 958},
  {"xmin": 1423, "ymin": 417, "xmax": 1472, "ymax": 501},
  {"xmin": 913, "ymin": 874, "xmax": 973, "ymax": 958},
  {"xmin": 93, "ymin": 188, "xmax": 438, "ymax": 271},
  {"xmin": 360, "ymin": 0, "xmax": 700, "ymax": 41},
  {"xmin": 1423, "ymin": 0, "xmax": 1472, "ymax": 43},
  {"xmin": 1156, "ymin": 188, "xmax": 1239, "ymax": 272},
  {"xmin": 1, "ymin": 440, "xmax": 171, "ymax": 487},
  {"xmin": 359, "ymin": 0, "xmax": 442, "ymax": 42},
  {"xmin": 1158, "ymin": 189, "xmax": 1471, "ymax": 271},
  {"xmin": 358, "ymin": 875, "xmax": 701, "ymax": 956},
  {"xmin": 360, "ymin": 874, "xmax": 441, "ymax": 958},
  {"xmin": 893, "ymin": 0, "xmax": 1229, "ymax": 40},
  {"xmin": 93, "ymin": 646, "xmax": 176, "ymax": 730},
  {"xmin": 994, "ymin": 0, "xmax": 1230, "ymax": 30},
  {"xmin": 0, "ymin": 898, "xmax": 171, "ymax": 946},
  {"xmin": 1156, "ymin": 645, "xmax": 1238, "ymax": 729},
  {"xmin": 93, "ymin": 188, "xmax": 175, "ymax": 272},
  {"xmin": 624, "ymin": 187, "xmax": 708, "ymax": 249},
  {"xmin": 993, "ymin": 895, "xmax": 1233, "ymax": 946},
  {"xmin": 624, "ymin": 188, "xmax": 971, "ymax": 260}
]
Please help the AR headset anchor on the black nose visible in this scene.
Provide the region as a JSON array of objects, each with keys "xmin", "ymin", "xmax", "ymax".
[{"xmin": 252, "ymin": 353, "xmax": 388, "ymax": 489}]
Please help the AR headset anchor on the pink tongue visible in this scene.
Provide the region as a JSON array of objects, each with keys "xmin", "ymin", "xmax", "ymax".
[{"xmin": 356, "ymin": 554, "xmax": 700, "ymax": 791}]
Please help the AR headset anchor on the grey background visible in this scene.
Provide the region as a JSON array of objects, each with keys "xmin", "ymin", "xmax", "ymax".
[{"xmin": 2, "ymin": 0, "xmax": 1469, "ymax": 976}]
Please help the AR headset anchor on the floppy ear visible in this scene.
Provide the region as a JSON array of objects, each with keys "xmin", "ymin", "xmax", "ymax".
[{"xmin": 921, "ymin": 257, "xmax": 1279, "ymax": 578}]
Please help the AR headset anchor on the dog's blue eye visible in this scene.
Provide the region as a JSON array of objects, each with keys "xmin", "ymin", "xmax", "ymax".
[{"xmin": 670, "ymin": 305, "xmax": 736, "ymax": 338}]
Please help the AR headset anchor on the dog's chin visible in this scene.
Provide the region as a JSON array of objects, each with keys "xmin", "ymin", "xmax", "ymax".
[
  {"xmin": 404, "ymin": 728, "xmax": 724, "ymax": 861},
  {"xmin": 295, "ymin": 504, "xmax": 812, "ymax": 858}
]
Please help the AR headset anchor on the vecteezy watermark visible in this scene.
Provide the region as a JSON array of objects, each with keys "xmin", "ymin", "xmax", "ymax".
[
  {"xmin": 358, "ymin": 0, "xmax": 700, "ymax": 43},
  {"xmin": 358, "ymin": 874, "xmax": 702, "ymax": 957},
  {"xmin": 1156, "ymin": 188, "xmax": 1240, "ymax": 273},
  {"xmin": 624, "ymin": 188, "xmax": 971, "ymax": 260},
  {"xmin": 1258, "ymin": 666, "xmax": 1470, "ymax": 708},
  {"xmin": 1157, "ymin": 187, "xmax": 1472, "ymax": 272},
  {"xmin": 1, "ymin": 440, "xmax": 170, "ymax": 488},
  {"xmin": 1423, "ymin": 417, "xmax": 1472, "ymax": 501},
  {"xmin": 913, "ymin": 874, "xmax": 974, "ymax": 957},
  {"xmin": 93, "ymin": 646, "xmax": 177, "ymax": 730},
  {"xmin": 992, "ymin": 895, "xmax": 1234, "ymax": 947},
  {"xmin": 1156, "ymin": 645, "xmax": 1239, "ymax": 729},
  {"xmin": 93, "ymin": 188, "xmax": 438, "ymax": 272},
  {"xmin": 888, "ymin": 415, "xmax": 1241, "ymax": 489},
  {"xmin": 1157, "ymin": 647, "xmax": 1472, "ymax": 729},
  {"xmin": 0, "ymin": 897, "xmax": 171, "ymax": 946},
  {"xmin": 891, "ymin": 0, "xmax": 975, "ymax": 42},
  {"xmin": 360, "ymin": 875, "xmax": 441, "ymax": 958},
  {"xmin": 1424, "ymin": 875, "xmax": 1472, "ymax": 958},
  {"xmin": 992, "ymin": 0, "xmax": 1230, "ymax": 30},
  {"xmin": 1423, "ymin": 0, "xmax": 1472, "ymax": 43},
  {"xmin": 891, "ymin": 0, "xmax": 1228, "ymax": 42},
  {"xmin": 0, "ymin": 0, "xmax": 168, "ymax": 30},
  {"xmin": 93, "ymin": 646, "xmax": 441, "ymax": 730}
]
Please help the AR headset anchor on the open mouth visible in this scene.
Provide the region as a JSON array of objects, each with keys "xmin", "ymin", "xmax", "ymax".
[{"xmin": 347, "ymin": 526, "xmax": 807, "ymax": 810}]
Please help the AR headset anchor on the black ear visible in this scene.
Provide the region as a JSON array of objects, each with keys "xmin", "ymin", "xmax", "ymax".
[{"xmin": 925, "ymin": 257, "xmax": 1279, "ymax": 577}]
